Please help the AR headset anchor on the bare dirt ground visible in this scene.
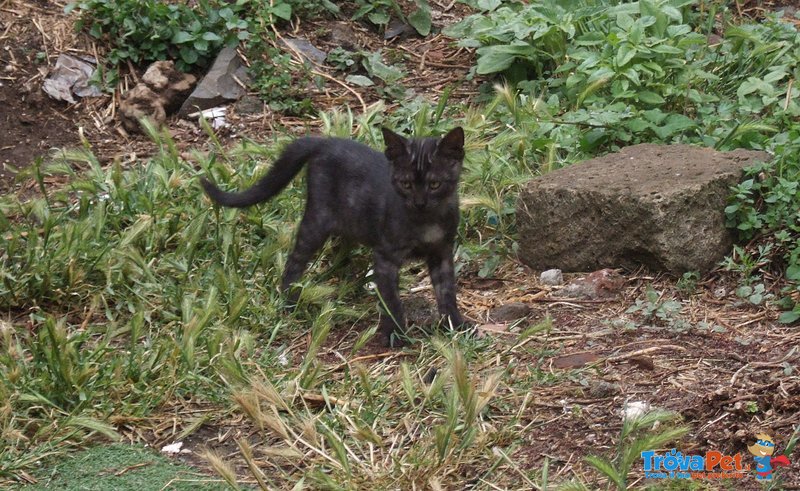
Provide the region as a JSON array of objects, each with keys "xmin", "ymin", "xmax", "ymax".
[{"xmin": 2, "ymin": 0, "xmax": 799, "ymax": 488}]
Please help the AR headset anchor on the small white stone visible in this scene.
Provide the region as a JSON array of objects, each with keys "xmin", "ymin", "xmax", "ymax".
[{"xmin": 540, "ymin": 269, "xmax": 563, "ymax": 286}]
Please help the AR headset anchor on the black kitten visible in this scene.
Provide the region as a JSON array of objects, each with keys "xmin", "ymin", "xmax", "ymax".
[{"xmin": 200, "ymin": 127, "xmax": 470, "ymax": 347}]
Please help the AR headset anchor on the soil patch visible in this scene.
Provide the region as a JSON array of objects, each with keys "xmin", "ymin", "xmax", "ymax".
[{"xmin": 0, "ymin": 1, "xmax": 86, "ymax": 192}]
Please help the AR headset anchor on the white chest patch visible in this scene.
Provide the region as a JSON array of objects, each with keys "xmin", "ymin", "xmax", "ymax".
[{"xmin": 421, "ymin": 225, "xmax": 445, "ymax": 243}]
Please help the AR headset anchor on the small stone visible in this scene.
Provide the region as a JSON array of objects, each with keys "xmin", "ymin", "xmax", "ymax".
[
  {"xmin": 281, "ymin": 37, "xmax": 327, "ymax": 65},
  {"xmin": 488, "ymin": 302, "xmax": 531, "ymax": 322},
  {"xmin": 385, "ymin": 18, "xmax": 414, "ymax": 39},
  {"xmin": 233, "ymin": 95, "xmax": 263, "ymax": 116},
  {"xmin": 622, "ymin": 401, "xmax": 651, "ymax": 420},
  {"xmin": 589, "ymin": 380, "xmax": 621, "ymax": 398},
  {"xmin": 327, "ymin": 21, "xmax": 360, "ymax": 50},
  {"xmin": 562, "ymin": 269, "xmax": 625, "ymax": 300},
  {"xmin": 540, "ymin": 268, "xmax": 563, "ymax": 286}
]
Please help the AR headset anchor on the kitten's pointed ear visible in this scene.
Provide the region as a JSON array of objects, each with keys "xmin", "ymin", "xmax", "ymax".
[
  {"xmin": 437, "ymin": 127, "xmax": 465, "ymax": 159},
  {"xmin": 382, "ymin": 127, "xmax": 408, "ymax": 161}
]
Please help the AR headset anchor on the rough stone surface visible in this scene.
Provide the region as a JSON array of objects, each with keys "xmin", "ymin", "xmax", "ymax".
[
  {"xmin": 517, "ymin": 144, "xmax": 770, "ymax": 273},
  {"xmin": 119, "ymin": 61, "xmax": 195, "ymax": 133},
  {"xmin": 562, "ymin": 269, "xmax": 625, "ymax": 300},
  {"xmin": 178, "ymin": 46, "xmax": 249, "ymax": 117},
  {"xmin": 326, "ymin": 21, "xmax": 361, "ymax": 50},
  {"xmin": 281, "ymin": 37, "xmax": 327, "ymax": 64},
  {"xmin": 488, "ymin": 302, "xmax": 531, "ymax": 322},
  {"xmin": 588, "ymin": 380, "xmax": 621, "ymax": 398},
  {"xmin": 233, "ymin": 94, "xmax": 264, "ymax": 115}
]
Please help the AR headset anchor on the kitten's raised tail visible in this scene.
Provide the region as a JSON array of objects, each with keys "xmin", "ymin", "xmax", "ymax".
[{"xmin": 200, "ymin": 137, "xmax": 324, "ymax": 208}]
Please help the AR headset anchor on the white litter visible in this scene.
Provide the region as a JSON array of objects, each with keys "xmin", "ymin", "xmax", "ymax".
[
  {"xmin": 200, "ymin": 106, "xmax": 228, "ymax": 129},
  {"xmin": 160, "ymin": 441, "xmax": 189, "ymax": 455},
  {"xmin": 623, "ymin": 400, "xmax": 651, "ymax": 421}
]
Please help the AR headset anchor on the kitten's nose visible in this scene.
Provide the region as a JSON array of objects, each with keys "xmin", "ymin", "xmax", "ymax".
[{"xmin": 413, "ymin": 199, "xmax": 426, "ymax": 210}]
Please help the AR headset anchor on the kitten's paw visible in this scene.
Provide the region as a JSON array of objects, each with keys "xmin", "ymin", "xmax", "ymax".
[
  {"xmin": 379, "ymin": 333, "xmax": 407, "ymax": 348},
  {"xmin": 439, "ymin": 316, "xmax": 474, "ymax": 332},
  {"xmin": 458, "ymin": 320, "xmax": 476, "ymax": 332},
  {"xmin": 378, "ymin": 326, "xmax": 407, "ymax": 348}
]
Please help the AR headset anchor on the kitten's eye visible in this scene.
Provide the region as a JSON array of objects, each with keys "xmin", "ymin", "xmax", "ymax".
[
  {"xmin": 428, "ymin": 180, "xmax": 441, "ymax": 190},
  {"xmin": 401, "ymin": 181, "xmax": 412, "ymax": 189}
]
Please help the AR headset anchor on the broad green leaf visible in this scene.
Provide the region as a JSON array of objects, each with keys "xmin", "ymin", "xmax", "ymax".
[
  {"xmin": 272, "ymin": 3, "xmax": 292, "ymax": 20},
  {"xmin": 202, "ymin": 32, "xmax": 223, "ymax": 42},
  {"xmin": 666, "ymin": 24, "xmax": 692, "ymax": 37},
  {"xmin": 617, "ymin": 13, "xmax": 634, "ymax": 31},
  {"xmin": 345, "ymin": 75, "xmax": 374, "ymax": 87},
  {"xmin": 477, "ymin": 0, "xmax": 502, "ymax": 10},
  {"xmin": 368, "ymin": 11, "xmax": 390, "ymax": 26},
  {"xmin": 172, "ymin": 31, "xmax": 195, "ymax": 44},
  {"xmin": 615, "ymin": 44, "xmax": 637, "ymax": 67},
  {"xmin": 638, "ymin": 91, "xmax": 665, "ymax": 104},
  {"xmin": 193, "ymin": 39, "xmax": 209, "ymax": 52},
  {"xmin": 362, "ymin": 51, "xmax": 405, "ymax": 83},
  {"xmin": 652, "ymin": 114, "xmax": 696, "ymax": 139},
  {"xmin": 786, "ymin": 264, "xmax": 800, "ymax": 281},
  {"xmin": 626, "ymin": 119, "xmax": 651, "ymax": 131},
  {"xmin": 476, "ymin": 45, "xmax": 531, "ymax": 75},
  {"xmin": 180, "ymin": 46, "xmax": 199, "ymax": 65},
  {"xmin": 408, "ymin": 5, "xmax": 432, "ymax": 36}
]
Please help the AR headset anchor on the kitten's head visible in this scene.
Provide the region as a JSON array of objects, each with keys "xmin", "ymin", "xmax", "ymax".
[{"xmin": 382, "ymin": 127, "xmax": 465, "ymax": 213}]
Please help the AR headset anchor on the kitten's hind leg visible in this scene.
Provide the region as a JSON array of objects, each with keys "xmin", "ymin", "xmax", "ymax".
[
  {"xmin": 427, "ymin": 250, "xmax": 473, "ymax": 331},
  {"xmin": 281, "ymin": 215, "xmax": 331, "ymax": 309},
  {"xmin": 373, "ymin": 251, "xmax": 407, "ymax": 348}
]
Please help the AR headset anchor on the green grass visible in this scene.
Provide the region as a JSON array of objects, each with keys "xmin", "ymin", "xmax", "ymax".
[{"xmin": 27, "ymin": 443, "xmax": 224, "ymax": 490}]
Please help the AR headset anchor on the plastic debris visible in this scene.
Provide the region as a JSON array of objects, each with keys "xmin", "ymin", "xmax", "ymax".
[{"xmin": 42, "ymin": 54, "xmax": 102, "ymax": 103}]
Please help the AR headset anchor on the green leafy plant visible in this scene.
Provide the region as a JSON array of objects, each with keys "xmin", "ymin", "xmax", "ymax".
[
  {"xmin": 353, "ymin": 0, "xmax": 432, "ymax": 36},
  {"xmin": 66, "ymin": 0, "xmax": 250, "ymax": 71},
  {"xmin": 735, "ymin": 283, "xmax": 772, "ymax": 305},
  {"xmin": 327, "ymin": 47, "xmax": 361, "ymax": 72},
  {"xmin": 446, "ymin": 0, "xmax": 800, "ymax": 315},
  {"xmin": 625, "ymin": 287, "xmax": 691, "ymax": 332},
  {"xmin": 248, "ymin": 43, "xmax": 314, "ymax": 115},
  {"xmin": 361, "ymin": 50, "xmax": 407, "ymax": 98},
  {"xmin": 676, "ymin": 271, "xmax": 700, "ymax": 294}
]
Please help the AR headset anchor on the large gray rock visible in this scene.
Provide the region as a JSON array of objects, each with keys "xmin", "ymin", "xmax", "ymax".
[
  {"xmin": 178, "ymin": 46, "xmax": 250, "ymax": 117},
  {"xmin": 517, "ymin": 144, "xmax": 770, "ymax": 273}
]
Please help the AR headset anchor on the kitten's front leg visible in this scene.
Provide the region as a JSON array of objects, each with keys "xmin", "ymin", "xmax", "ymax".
[
  {"xmin": 427, "ymin": 249, "xmax": 472, "ymax": 330},
  {"xmin": 373, "ymin": 251, "xmax": 406, "ymax": 347}
]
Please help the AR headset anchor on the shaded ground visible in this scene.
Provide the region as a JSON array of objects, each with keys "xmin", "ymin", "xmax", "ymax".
[{"xmin": 0, "ymin": 0, "xmax": 84, "ymax": 192}]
